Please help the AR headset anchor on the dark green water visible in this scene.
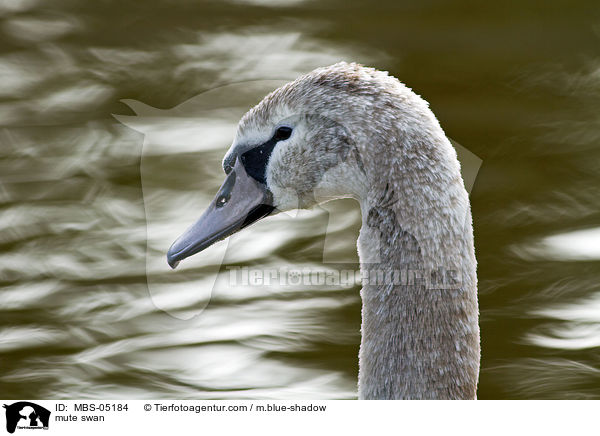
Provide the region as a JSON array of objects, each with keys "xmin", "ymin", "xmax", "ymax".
[{"xmin": 1, "ymin": 0, "xmax": 599, "ymax": 399}]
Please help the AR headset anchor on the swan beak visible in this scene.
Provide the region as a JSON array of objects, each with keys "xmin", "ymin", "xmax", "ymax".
[{"xmin": 167, "ymin": 158, "xmax": 274, "ymax": 269}]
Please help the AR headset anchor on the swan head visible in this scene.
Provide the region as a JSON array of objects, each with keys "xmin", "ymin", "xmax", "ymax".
[{"xmin": 167, "ymin": 62, "xmax": 423, "ymax": 268}]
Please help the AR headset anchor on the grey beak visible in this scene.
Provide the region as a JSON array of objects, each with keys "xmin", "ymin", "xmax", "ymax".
[{"xmin": 167, "ymin": 158, "xmax": 274, "ymax": 269}]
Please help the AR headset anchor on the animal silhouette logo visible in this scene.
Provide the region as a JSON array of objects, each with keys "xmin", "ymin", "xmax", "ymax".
[
  {"xmin": 2, "ymin": 402, "xmax": 50, "ymax": 434},
  {"xmin": 367, "ymin": 183, "xmax": 423, "ymax": 265},
  {"xmin": 115, "ymin": 80, "xmax": 482, "ymax": 319}
]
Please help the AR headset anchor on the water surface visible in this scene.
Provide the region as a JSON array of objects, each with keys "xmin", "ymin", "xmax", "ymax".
[{"xmin": 1, "ymin": 0, "xmax": 599, "ymax": 399}]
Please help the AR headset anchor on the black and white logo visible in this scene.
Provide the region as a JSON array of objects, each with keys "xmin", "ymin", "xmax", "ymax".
[{"xmin": 3, "ymin": 402, "xmax": 50, "ymax": 434}]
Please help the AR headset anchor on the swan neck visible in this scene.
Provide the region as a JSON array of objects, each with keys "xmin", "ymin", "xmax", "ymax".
[{"xmin": 355, "ymin": 134, "xmax": 480, "ymax": 399}]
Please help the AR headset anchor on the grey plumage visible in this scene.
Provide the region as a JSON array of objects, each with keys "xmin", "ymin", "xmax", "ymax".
[{"xmin": 223, "ymin": 62, "xmax": 480, "ymax": 399}]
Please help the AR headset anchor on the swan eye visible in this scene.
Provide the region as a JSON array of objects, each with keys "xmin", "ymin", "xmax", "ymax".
[{"xmin": 274, "ymin": 126, "xmax": 292, "ymax": 141}]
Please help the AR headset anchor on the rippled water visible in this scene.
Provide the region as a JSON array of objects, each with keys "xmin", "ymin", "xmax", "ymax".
[{"xmin": 1, "ymin": 0, "xmax": 599, "ymax": 399}]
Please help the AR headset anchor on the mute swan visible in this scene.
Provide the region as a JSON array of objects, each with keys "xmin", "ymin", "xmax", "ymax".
[{"xmin": 167, "ymin": 62, "xmax": 480, "ymax": 399}]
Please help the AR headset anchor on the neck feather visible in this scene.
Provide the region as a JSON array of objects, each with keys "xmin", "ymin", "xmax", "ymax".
[{"xmin": 353, "ymin": 119, "xmax": 480, "ymax": 400}]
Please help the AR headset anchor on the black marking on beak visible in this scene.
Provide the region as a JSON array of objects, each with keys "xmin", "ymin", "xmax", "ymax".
[{"xmin": 240, "ymin": 136, "xmax": 277, "ymax": 185}]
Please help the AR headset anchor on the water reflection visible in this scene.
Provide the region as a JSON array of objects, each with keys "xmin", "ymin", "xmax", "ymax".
[
  {"xmin": 3, "ymin": 14, "xmax": 80, "ymax": 42},
  {"xmin": 0, "ymin": 0, "xmax": 599, "ymax": 400},
  {"xmin": 514, "ymin": 227, "xmax": 600, "ymax": 261}
]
